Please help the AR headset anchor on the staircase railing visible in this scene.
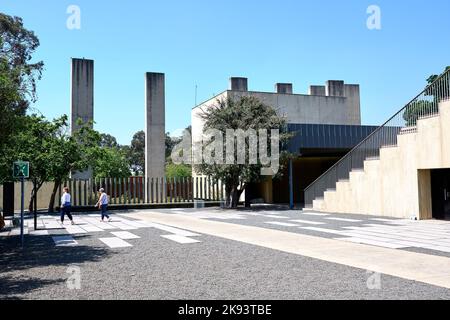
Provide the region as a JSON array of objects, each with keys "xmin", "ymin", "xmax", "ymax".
[{"xmin": 304, "ymin": 69, "xmax": 450, "ymax": 207}]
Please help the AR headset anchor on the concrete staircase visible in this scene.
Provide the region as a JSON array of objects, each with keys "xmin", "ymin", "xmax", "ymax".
[{"xmin": 310, "ymin": 100, "xmax": 450, "ymax": 219}]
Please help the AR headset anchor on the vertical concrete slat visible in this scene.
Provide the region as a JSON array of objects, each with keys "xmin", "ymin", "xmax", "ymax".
[
  {"xmin": 150, "ymin": 178, "xmax": 154, "ymax": 204},
  {"xmin": 84, "ymin": 180, "xmax": 87, "ymax": 206},
  {"xmin": 113, "ymin": 178, "xmax": 117, "ymax": 205},
  {"xmin": 164, "ymin": 177, "xmax": 168, "ymax": 203},
  {"xmin": 155, "ymin": 177, "xmax": 159, "ymax": 204},
  {"xmin": 174, "ymin": 177, "xmax": 177, "ymax": 203}
]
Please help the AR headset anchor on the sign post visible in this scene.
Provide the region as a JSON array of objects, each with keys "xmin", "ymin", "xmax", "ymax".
[{"xmin": 13, "ymin": 161, "xmax": 30, "ymax": 248}]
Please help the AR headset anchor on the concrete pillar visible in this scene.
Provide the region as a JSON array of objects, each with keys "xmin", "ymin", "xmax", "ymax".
[
  {"xmin": 308, "ymin": 85, "xmax": 326, "ymax": 96},
  {"xmin": 71, "ymin": 58, "xmax": 94, "ymax": 179},
  {"xmin": 229, "ymin": 77, "xmax": 248, "ymax": 91},
  {"xmin": 325, "ymin": 80, "xmax": 345, "ymax": 97},
  {"xmin": 145, "ymin": 73, "xmax": 166, "ymax": 202},
  {"xmin": 275, "ymin": 83, "xmax": 293, "ymax": 94}
]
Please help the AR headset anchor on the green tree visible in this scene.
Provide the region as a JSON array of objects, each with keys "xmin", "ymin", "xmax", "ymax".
[
  {"xmin": 93, "ymin": 147, "xmax": 131, "ymax": 179},
  {"xmin": 165, "ymin": 163, "xmax": 192, "ymax": 179},
  {"xmin": 100, "ymin": 133, "xmax": 119, "ymax": 148},
  {"xmin": 404, "ymin": 66, "xmax": 450, "ymax": 126},
  {"xmin": 46, "ymin": 118, "xmax": 102, "ymax": 212},
  {"xmin": 12, "ymin": 115, "xmax": 68, "ymax": 212},
  {"xmin": 0, "ymin": 13, "xmax": 43, "ymax": 183},
  {"xmin": 127, "ymin": 130, "xmax": 145, "ymax": 175},
  {"xmin": 195, "ymin": 96, "xmax": 292, "ymax": 208},
  {"xmin": 166, "ymin": 132, "xmax": 182, "ymax": 159},
  {"xmin": 427, "ymin": 66, "xmax": 450, "ymax": 84}
]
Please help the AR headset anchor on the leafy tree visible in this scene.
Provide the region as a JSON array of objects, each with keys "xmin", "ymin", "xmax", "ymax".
[
  {"xmin": 127, "ymin": 130, "xmax": 145, "ymax": 175},
  {"xmin": 403, "ymin": 100, "xmax": 437, "ymax": 127},
  {"xmin": 166, "ymin": 163, "xmax": 192, "ymax": 179},
  {"xmin": 0, "ymin": 13, "xmax": 43, "ymax": 183},
  {"xmin": 46, "ymin": 118, "xmax": 102, "ymax": 212},
  {"xmin": 404, "ymin": 66, "xmax": 450, "ymax": 126},
  {"xmin": 93, "ymin": 147, "xmax": 131, "ymax": 179},
  {"xmin": 126, "ymin": 128, "xmax": 192, "ymax": 175},
  {"xmin": 100, "ymin": 133, "xmax": 119, "ymax": 148},
  {"xmin": 12, "ymin": 115, "xmax": 68, "ymax": 212},
  {"xmin": 195, "ymin": 96, "xmax": 292, "ymax": 208},
  {"xmin": 166, "ymin": 132, "xmax": 182, "ymax": 159},
  {"xmin": 427, "ymin": 66, "xmax": 450, "ymax": 84}
]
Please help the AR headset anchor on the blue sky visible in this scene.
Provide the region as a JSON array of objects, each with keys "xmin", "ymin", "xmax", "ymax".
[{"xmin": 2, "ymin": 0, "xmax": 449, "ymax": 145}]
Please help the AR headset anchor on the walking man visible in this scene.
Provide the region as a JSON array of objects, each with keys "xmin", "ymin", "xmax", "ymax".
[
  {"xmin": 60, "ymin": 187, "xmax": 75, "ymax": 225},
  {"xmin": 96, "ymin": 188, "xmax": 112, "ymax": 222}
]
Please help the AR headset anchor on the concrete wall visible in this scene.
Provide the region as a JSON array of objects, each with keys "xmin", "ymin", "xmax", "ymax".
[
  {"xmin": 192, "ymin": 79, "xmax": 361, "ymax": 137},
  {"xmin": 145, "ymin": 73, "xmax": 166, "ymax": 187},
  {"xmin": 0, "ymin": 182, "xmax": 57, "ymax": 212},
  {"xmin": 227, "ymin": 90, "xmax": 360, "ymax": 126},
  {"xmin": 313, "ymin": 100, "xmax": 450, "ymax": 219}
]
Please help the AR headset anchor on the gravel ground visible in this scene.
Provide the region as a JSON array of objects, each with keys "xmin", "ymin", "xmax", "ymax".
[{"xmin": 1, "ymin": 213, "xmax": 450, "ymax": 300}]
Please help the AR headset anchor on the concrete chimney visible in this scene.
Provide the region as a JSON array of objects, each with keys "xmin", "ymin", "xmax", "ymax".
[
  {"xmin": 229, "ymin": 77, "xmax": 248, "ymax": 91},
  {"xmin": 275, "ymin": 83, "xmax": 293, "ymax": 94},
  {"xmin": 308, "ymin": 85, "xmax": 326, "ymax": 96},
  {"xmin": 325, "ymin": 80, "xmax": 345, "ymax": 97}
]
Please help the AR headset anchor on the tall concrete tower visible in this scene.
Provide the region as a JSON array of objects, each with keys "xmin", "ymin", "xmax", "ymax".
[
  {"xmin": 145, "ymin": 72, "xmax": 166, "ymax": 200},
  {"xmin": 71, "ymin": 58, "xmax": 94, "ymax": 179}
]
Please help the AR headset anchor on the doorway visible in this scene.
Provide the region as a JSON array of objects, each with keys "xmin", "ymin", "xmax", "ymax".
[{"xmin": 431, "ymin": 169, "xmax": 450, "ymax": 220}]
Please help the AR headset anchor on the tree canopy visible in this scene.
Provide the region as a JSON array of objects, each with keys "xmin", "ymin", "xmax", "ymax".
[
  {"xmin": 0, "ymin": 13, "xmax": 44, "ymax": 183},
  {"xmin": 195, "ymin": 96, "xmax": 292, "ymax": 208}
]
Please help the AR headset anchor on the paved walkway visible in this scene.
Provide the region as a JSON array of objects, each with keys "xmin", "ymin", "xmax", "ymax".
[
  {"xmin": 0, "ymin": 214, "xmax": 202, "ymax": 248},
  {"xmin": 126, "ymin": 210, "xmax": 450, "ymax": 289}
]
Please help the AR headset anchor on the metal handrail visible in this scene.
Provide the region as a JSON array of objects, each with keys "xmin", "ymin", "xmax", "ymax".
[{"xmin": 304, "ymin": 69, "xmax": 450, "ymax": 206}]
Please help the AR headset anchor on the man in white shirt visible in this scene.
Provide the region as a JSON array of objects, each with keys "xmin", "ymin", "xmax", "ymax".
[
  {"xmin": 60, "ymin": 187, "xmax": 75, "ymax": 225},
  {"xmin": 96, "ymin": 188, "xmax": 112, "ymax": 222}
]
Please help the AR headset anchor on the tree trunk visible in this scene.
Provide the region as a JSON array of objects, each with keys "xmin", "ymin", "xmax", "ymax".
[
  {"xmin": 48, "ymin": 180, "xmax": 61, "ymax": 213},
  {"xmin": 225, "ymin": 185, "xmax": 232, "ymax": 208},
  {"xmin": 28, "ymin": 187, "xmax": 36, "ymax": 213},
  {"xmin": 230, "ymin": 188, "xmax": 239, "ymax": 208},
  {"xmin": 229, "ymin": 187, "xmax": 244, "ymax": 208},
  {"xmin": 28, "ymin": 181, "xmax": 43, "ymax": 213}
]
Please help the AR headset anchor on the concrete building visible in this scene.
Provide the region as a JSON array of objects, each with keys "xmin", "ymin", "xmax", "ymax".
[
  {"xmin": 145, "ymin": 72, "xmax": 166, "ymax": 201},
  {"xmin": 191, "ymin": 77, "xmax": 375, "ymax": 205},
  {"xmin": 71, "ymin": 58, "xmax": 94, "ymax": 179},
  {"xmin": 307, "ymin": 70, "xmax": 450, "ymax": 220}
]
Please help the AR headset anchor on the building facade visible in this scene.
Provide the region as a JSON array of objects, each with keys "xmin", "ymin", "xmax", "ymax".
[{"xmin": 191, "ymin": 77, "xmax": 376, "ymax": 205}]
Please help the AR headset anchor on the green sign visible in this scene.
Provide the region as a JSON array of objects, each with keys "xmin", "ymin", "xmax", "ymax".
[{"xmin": 13, "ymin": 161, "xmax": 30, "ymax": 179}]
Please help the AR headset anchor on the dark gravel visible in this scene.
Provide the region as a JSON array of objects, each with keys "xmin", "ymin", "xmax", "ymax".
[{"xmin": 1, "ymin": 212, "xmax": 450, "ymax": 300}]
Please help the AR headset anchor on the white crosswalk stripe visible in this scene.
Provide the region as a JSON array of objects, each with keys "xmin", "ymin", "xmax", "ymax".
[
  {"xmin": 99, "ymin": 237, "xmax": 133, "ymax": 248},
  {"xmin": 111, "ymin": 231, "xmax": 140, "ymax": 240},
  {"xmin": 161, "ymin": 235, "xmax": 201, "ymax": 244},
  {"xmin": 265, "ymin": 222, "xmax": 299, "ymax": 227},
  {"xmin": 290, "ymin": 219, "xmax": 325, "ymax": 225},
  {"xmin": 53, "ymin": 236, "xmax": 78, "ymax": 247}
]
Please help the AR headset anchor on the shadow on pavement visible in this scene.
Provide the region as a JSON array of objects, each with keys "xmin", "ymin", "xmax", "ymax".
[
  {"xmin": 0, "ymin": 234, "xmax": 112, "ymax": 299},
  {"xmin": 0, "ymin": 276, "xmax": 65, "ymax": 300}
]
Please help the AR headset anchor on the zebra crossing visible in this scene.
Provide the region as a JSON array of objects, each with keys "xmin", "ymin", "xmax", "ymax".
[{"xmin": 0, "ymin": 214, "xmax": 203, "ymax": 249}]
